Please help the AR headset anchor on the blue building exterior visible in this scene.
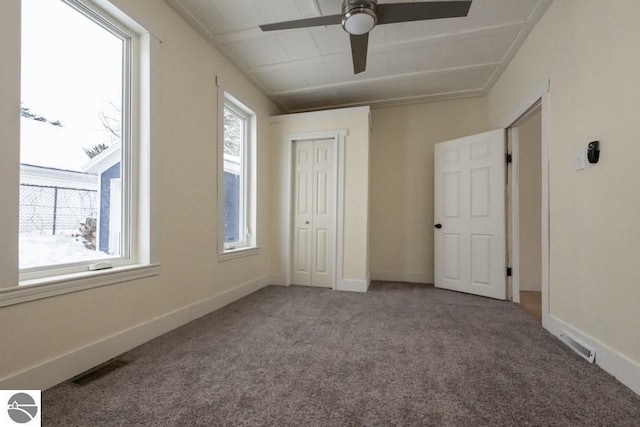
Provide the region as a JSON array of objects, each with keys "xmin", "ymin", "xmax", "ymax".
[{"xmin": 224, "ymin": 171, "xmax": 240, "ymax": 243}]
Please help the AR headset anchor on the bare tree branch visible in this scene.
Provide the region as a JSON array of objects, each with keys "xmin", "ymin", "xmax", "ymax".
[{"xmin": 98, "ymin": 98, "xmax": 121, "ymax": 142}]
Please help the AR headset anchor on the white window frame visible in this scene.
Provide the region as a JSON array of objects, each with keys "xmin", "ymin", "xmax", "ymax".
[
  {"xmin": 20, "ymin": 0, "xmax": 134, "ymax": 280},
  {"xmin": 217, "ymin": 87, "xmax": 258, "ymax": 260},
  {"xmin": 0, "ymin": 0, "xmax": 159, "ymax": 307}
]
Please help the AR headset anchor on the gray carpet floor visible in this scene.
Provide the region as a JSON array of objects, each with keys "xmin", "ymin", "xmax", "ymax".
[{"xmin": 43, "ymin": 282, "xmax": 640, "ymax": 426}]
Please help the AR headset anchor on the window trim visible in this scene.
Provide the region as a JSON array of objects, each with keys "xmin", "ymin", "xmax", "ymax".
[
  {"xmin": 0, "ymin": 0, "xmax": 160, "ymax": 308},
  {"xmin": 1, "ymin": 263, "xmax": 160, "ymax": 308},
  {"xmin": 222, "ymin": 102, "xmax": 248, "ymax": 249},
  {"xmin": 18, "ymin": 0, "xmax": 136, "ymax": 280},
  {"xmin": 216, "ymin": 84, "xmax": 257, "ymax": 257}
]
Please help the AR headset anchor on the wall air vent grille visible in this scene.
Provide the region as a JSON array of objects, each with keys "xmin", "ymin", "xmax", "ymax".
[
  {"xmin": 68, "ymin": 358, "xmax": 129, "ymax": 386},
  {"xmin": 560, "ymin": 330, "xmax": 596, "ymax": 363}
]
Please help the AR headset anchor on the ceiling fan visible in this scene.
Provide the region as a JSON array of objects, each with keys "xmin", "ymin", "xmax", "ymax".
[{"xmin": 260, "ymin": 0, "xmax": 472, "ymax": 74}]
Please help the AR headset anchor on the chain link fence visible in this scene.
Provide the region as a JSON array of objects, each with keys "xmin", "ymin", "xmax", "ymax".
[{"xmin": 19, "ymin": 184, "xmax": 98, "ymax": 235}]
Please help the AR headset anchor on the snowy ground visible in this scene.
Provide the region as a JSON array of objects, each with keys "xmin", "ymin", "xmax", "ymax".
[{"xmin": 20, "ymin": 233, "xmax": 115, "ymax": 269}]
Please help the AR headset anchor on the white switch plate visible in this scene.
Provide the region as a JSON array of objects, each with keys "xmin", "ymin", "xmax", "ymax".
[{"xmin": 574, "ymin": 148, "xmax": 586, "ymax": 171}]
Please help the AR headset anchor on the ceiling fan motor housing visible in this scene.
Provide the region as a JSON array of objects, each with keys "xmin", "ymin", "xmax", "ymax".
[
  {"xmin": 341, "ymin": 0, "xmax": 378, "ymax": 35},
  {"xmin": 260, "ymin": 0, "xmax": 472, "ymax": 74}
]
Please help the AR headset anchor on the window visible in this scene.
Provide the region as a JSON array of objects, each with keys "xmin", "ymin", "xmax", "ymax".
[
  {"xmin": 19, "ymin": 0, "xmax": 138, "ymax": 279},
  {"xmin": 219, "ymin": 94, "xmax": 256, "ymax": 254}
]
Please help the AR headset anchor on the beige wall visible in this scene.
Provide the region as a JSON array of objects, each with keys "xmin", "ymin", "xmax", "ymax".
[
  {"xmin": 4, "ymin": 0, "xmax": 639, "ymax": 392},
  {"xmin": 488, "ymin": 0, "xmax": 640, "ymax": 364},
  {"xmin": 518, "ymin": 110, "xmax": 542, "ymax": 292},
  {"xmin": 369, "ymin": 99, "xmax": 488, "ymax": 283},
  {"xmin": 0, "ymin": 0, "xmax": 20, "ymax": 290},
  {"xmin": 269, "ymin": 108, "xmax": 371, "ymax": 287},
  {"xmin": 0, "ymin": 0, "xmax": 280, "ymax": 385}
]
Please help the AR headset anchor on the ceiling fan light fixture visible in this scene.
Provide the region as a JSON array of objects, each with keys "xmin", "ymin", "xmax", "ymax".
[
  {"xmin": 341, "ymin": 0, "xmax": 378, "ymax": 35},
  {"xmin": 260, "ymin": 0, "xmax": 472, "ymax": 75}
]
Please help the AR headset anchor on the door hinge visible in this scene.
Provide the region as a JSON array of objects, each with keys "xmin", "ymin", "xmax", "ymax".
[
  {"xmin": 506, "ymin": 267, "xmax": 512, "ymax": 277},
  {"xmin": 505, "ymin": 153, "xmax": 512, "ymax": 164}
]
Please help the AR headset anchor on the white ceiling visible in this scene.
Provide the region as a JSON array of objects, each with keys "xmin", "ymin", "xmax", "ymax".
[{"xmin": 164, "ymin": 0, "xmax": 552, "ymax": 112}]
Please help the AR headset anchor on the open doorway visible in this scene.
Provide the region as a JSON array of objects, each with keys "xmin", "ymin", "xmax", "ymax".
[{"xmin": 508, "ymin": 101, "xmax": 543, "ymax": 323}]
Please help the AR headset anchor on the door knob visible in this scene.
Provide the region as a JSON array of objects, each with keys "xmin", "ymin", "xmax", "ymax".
[
  {"xmin": 305, "ymin": 221, "xmax": 310, "ymax": 225},
  {"xmin": 434, "ymin": 223, "xmax": 442, "ymax": 229}
]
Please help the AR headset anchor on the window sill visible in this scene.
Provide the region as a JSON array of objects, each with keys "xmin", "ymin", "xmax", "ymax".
[
  {"xmin": 218, "ymin": 246, "xmax": 260, "ymax": 262},
  {"xmin": 0, "ymin": 263, "xmax": 160, "ymax": 308}
]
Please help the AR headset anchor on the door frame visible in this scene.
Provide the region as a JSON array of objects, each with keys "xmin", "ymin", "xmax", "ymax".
[
  {"xmin": 281, "ymin": 130, "xmax": 347, "ymax": 290},
  {"xmin": 502, "ymin": 79, "xmax": 551, "ymax": 328}
]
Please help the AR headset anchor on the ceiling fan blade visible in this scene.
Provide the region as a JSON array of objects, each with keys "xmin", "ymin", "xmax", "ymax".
[
  {"xmin": 260, "ymin": 14, "xmax": 342, "ymax": 31},
  {"xmin": 377, "ymin": 1, "xmax": 472, "ymax": 25},
  {"xmin": 350, "ymin": 33, "xmax": 369, "ymax": 74}
]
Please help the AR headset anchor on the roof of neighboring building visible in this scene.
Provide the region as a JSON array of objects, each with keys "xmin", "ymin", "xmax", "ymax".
[{"xmin": 81, "ymin": 142, "xmax": 121, "ymax": 174}]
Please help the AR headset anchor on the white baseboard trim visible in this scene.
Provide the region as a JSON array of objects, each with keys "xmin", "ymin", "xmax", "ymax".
[
  {"xmin": 0, "ymin": 276, "xmax": 270, "ymax": 391},
  {"xmin": 546, "ymin": 314, "xmax": 640, "ymax": 397},
  {"xmin": 371, "ymin": 271, "xmax": 434, "ymax": 284},
  {"xmin": 336, "ymin": 279, "xmax": 369, "ymax": 293},
  {"xmin": 185, "ymin": 276, "xmax": 270, "ymax": 321},
  {"xmin": 519, "ymin": 277, "xmax": 542, "ymax": 292},
  {"xmin": 267, "ymin": 275, "xmax": 287, "ymax": 286}
]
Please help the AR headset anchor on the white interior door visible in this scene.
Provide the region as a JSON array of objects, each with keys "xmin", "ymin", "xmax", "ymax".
[
  {"xmin": 292, "ymin": 139, "xmax": 336, "ymax": 288},
  {"xmin": 434, "ymin": 129, "xmax": 506, "ymax": 300}
]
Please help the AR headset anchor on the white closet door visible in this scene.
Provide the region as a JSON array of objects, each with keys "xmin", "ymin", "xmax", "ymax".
[{"xmin": 292, "ymin": 139, "xmax": 336, "ymax": 288}]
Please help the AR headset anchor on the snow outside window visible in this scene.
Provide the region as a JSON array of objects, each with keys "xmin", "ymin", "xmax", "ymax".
[{"xmin": 19, "ymin": 0, "xmax": 135, "ymax": 277}]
